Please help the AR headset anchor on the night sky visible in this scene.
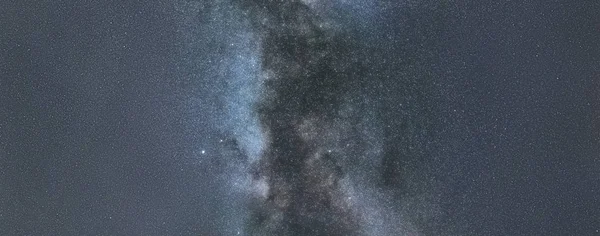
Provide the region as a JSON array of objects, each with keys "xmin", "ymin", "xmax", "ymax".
[{"xmin": 1, "ymin": 0, "xmax": 599, "ymax": 235}]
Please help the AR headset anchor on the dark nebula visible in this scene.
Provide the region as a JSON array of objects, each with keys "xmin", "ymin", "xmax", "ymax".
[{"xmin": 234, "ymin": 1, "xmax": 443, "ymax": 235}]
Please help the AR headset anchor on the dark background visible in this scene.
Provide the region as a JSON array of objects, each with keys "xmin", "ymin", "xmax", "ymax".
[
  {"xmin": 436, "ymin": 1, "xmax": 599, "ymax": 235},
  {"xmin": 1, "ymin": 0, "xmax": 598, "ymax": 235}
]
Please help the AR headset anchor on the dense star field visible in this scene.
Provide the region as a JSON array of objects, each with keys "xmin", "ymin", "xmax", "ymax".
[{"xmin": 1, "ymin": 0, "xmax": 599, "ymax": 235}]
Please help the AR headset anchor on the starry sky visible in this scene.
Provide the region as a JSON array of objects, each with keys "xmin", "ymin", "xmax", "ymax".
[{"xmin": 1, "ymin": 0, "xmax": 599, "ymax": 235}]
